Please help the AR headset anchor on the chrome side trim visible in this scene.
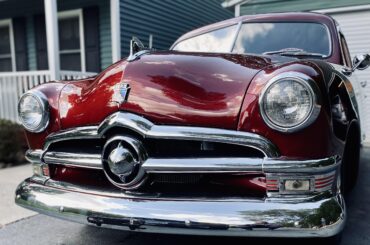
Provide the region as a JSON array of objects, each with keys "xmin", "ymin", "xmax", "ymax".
[
  {"xmin": 98, "ymin": 112, "xmax": 279, "ymax": 157},
  {"xmin": 16, "ymin": 179, "xmax": 346, "ymax": 238},
  {"xmin": 262, "ymin": 156, "xmax": 339, "ymax": 173},
  {"xmin": 43, "ymin": 152, "xmax": 102, "ymax": 169}
]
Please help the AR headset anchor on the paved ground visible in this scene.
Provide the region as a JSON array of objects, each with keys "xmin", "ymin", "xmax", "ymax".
[
  {"xmin": 0, "ymin": 164, "xmax": 35, "ymax": 226},
  {"xmin": 1, "ymin": 148, "xmax": 369, "ymax": 245}
]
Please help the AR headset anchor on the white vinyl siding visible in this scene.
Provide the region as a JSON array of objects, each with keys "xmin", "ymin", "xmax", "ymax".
[{"xmin": 331, "ymin": 10, "xmax": 370, "ymax": 143}]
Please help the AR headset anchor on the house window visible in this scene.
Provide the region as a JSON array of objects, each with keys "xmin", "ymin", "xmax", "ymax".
[
  {"xmin": 58, "ymin": 10, "xmax": 85, "ymax": 71},
  {"xmin": 0, "ymin": 20, "xmax": 15, "ymax": 72}
]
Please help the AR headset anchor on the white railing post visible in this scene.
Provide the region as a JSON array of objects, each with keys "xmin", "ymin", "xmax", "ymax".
[
  {"xmin": 44, "ymin": 0, "xmax": 60, "ymax": 80},
  {"xmin": 111, "ymin": 0, "xmax": 121, "ymax": 63},
  {"xmin": 0, "ymin": 70, "xmax": 96, "ymax": 122}
]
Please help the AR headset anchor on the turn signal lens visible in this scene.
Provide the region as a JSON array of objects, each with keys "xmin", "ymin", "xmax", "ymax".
[
  {"xmin": 284, "ymin": 179, "xmax": 310, "ymax": 191},
  {"xmin": 32, "ymin": 164, "xmax": 50, "ymax": 177},
  {"xmin": 267, "ymin": 171, "xmax": 337, "ymax": 195}
]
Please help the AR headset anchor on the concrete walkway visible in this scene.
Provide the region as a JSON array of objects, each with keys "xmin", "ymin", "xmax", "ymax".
[{"xmin": 0, "ymin": 165, "xmax": 36, "ymax": 227}]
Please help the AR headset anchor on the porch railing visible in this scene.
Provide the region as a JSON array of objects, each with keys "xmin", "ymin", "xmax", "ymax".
[{"xmin": 0, "ymin": 70, "xmax": 97, "ymax": 122}]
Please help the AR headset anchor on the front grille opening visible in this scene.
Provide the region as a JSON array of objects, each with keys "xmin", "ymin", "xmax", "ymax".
[
  {"xmin": 48, "ymin": 164, "xmax": 115, "ymax": 190},
  {"xmin": 47, "ymin": 139, "xmax": 104, "ymax": 154},
  {"xmin": 142, "ymin": 173, "xmax": 267, "ymax": 198},
  {"xmin": 47, "ymin": 135, "xmax": 264, "ymax": 159},
  {"xmin": 48, "ymin": 165, "xmax": 267, "ymax": 198},
  {"xmin": 144, "ymin": 139, "xmax": 265, "ymax": 158}
]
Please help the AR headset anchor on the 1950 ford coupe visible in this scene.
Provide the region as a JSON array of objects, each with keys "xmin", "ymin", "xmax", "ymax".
[{"xmin": 15, "ymin": 12, "xmax": 370, "ymax": 240}]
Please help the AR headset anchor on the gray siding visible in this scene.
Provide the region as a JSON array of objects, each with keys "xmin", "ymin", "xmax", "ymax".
[
  {"xmin": 58, "ymin": 0, "xmax": 112, "ymax": 70},
  {"xmin": 0, "ymin": 0, "xmax": 111, "ymax": 71},
  {"xmin": 120, "ymin": 0, "xmax": 233, "ymax": 56},
  {"xmin": 239, "ymin": 0, "xmax": 370, "ymax": 15}
]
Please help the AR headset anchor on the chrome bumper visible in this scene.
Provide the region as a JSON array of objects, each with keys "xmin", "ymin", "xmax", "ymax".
[{"xmin": 16, "ymin": 178, "xmax": 345, "ymax": 238}]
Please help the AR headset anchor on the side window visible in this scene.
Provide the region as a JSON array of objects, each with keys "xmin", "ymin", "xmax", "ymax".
[
  {"xmin": 172, "ymin": 25, "xmax": 237, "ymax": 53},
  {"xmin": 0, "ymin": 20, "xmax": 14, "ymax": 71},
  {"xmin": 58, "ymin": 10, "xmax": 85, "ymax": 71},
  {"xmin": 339, "ymin": 33, "xmax": 352, "ymax": 68}
]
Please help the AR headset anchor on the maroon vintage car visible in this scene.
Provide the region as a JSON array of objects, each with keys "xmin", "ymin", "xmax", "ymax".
[{"xmin": 15, "ymin": 12, "xmax": 370, "ymax": 241}]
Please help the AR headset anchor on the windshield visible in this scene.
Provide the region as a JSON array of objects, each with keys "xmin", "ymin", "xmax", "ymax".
[
  {"xmin": 172, "ymin": 22, "xmax": 331, "ymax": 57},
  {"xmin": 233, "ymin": 22, "xmax": 331, "ymax": 56},
  {"xmin": 172, "ymin": 25, "xmax": 237, "ymax": 52}
]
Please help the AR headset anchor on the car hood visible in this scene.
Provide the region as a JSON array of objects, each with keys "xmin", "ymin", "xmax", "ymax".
[
  {"xmin": 120, "ymin": 52, "xmax": 278, "ymax": 129},
  {"xmin": 59, "ymin": 51, "xmax": 282, "ymax": 130}
]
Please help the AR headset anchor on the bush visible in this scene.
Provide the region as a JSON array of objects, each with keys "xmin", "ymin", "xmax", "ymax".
[{"xmin": 0, "ymin": 119, "xmax": 27, "ymax": 165}]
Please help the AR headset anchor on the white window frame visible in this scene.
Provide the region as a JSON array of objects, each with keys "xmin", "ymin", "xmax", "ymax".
[
  {"xmin": 0, "ymin": 19, "xmax": 16, "ymax": 72},
  {"xmin": 57, "ymin": 9, "xmax": 86, "ymax": 72}
]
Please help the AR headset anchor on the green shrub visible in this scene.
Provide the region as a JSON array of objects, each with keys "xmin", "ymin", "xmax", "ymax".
[{"xmin": 0, "ymin": 119, "xmax": 27, "ymax": 164}]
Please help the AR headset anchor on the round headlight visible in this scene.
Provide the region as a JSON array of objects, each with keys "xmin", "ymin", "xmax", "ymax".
[
  {"xmin": 259, "ymin": 72, "xmax": 321, "ymax": 133},
  {"xmin": 18, "ymin": 91, "xmax": 49, "ymax": 133}
]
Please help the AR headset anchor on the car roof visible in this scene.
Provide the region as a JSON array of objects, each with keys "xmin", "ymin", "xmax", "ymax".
[{"xmin": 172, "ymin": 12, "xmax": 336, "ymax": 48}]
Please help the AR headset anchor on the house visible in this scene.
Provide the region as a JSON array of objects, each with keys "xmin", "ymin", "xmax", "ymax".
[
  {"xmin": 223, "ymin": 0, "xmax": 370, "ymax": 144},
  {"xmin": 0, "ymin": 0, "xmax": 233, "ymax": 122}
]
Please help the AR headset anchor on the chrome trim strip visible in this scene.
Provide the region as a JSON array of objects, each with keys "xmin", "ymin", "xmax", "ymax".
[
  {"xmin": 44, "ymin": 126, "xmax": 99, "ymax": 150},
  {"xmin": 28, "ymin": 148, "xmax": 339, "ymax": 175},
  {"xmin": 98, "ymin": 112, "xmax": 279, "ymax": 158},
  {"xmin": 43, "ymin": 152, "xmax": 102, "ymax": 169},
  {"xmin": 25, "ymin": 150, "xmax": 43, "ymax": 164},
  {"xmin": 43, "ymin": 112, "xmax": 279, "ymax": 158},
  {"xmin": 143, "ymin": 156, "xmax": 339, "ymax": 174},
  {"xmin": 262, "ymin": 156, "xmax": 340, "ymax": 173},
  {"xmin": 16, "ymin": 179, "xmax": 345, "ymax": 238},
  {"xmin": 143, "ymin": 158, "xmax": 263, "ymax": 173}
]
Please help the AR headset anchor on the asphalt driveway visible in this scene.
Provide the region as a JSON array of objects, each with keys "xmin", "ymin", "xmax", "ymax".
[{"xmin": 1, "ymin": 148, "xmax": 369, "ymax": 245}]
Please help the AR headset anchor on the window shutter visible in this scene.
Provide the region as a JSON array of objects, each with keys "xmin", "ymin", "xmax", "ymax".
[
  {"xmin": 13, "ymin": 17, "xmax": 28, "ymax": 71},
  {"xmin": 83, "ymin": 7, "xmax": 100, "ymax": 72},
  {"xmin": 34, "ymin": 14, "xmax": 48, "ymax": 70}
]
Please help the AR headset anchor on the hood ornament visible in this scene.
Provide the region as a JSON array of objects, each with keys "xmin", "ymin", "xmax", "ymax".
[
  {"xmin": 127, "ymin": 36, "xmax": 152, "ymax": 62},
  {"xmin": 120, "ymin": 82, "xmax": 131, "ymax": 102},
  {"xmin": 112, "ymin": 82, "xmax": 131, "ymax": 105}
]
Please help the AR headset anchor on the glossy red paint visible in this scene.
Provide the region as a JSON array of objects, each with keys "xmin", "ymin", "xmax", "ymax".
[
  {"xmin": 120, "ymin": 52, "xmax": 272, "ymax": 129},
  {"xmin": 238, "ymin": 61, "xmax": 343, "ymax": 159},
  {"xmin": 54, "ymin": 52, "xmax": 281, "ymax": 131},
  {"xmin": 58, "ymin": 60, "xmax": 126, "ymax": 129},
  {"xmin": 25, "ymin": 12, "xmax": 346, "ymax": 160}
]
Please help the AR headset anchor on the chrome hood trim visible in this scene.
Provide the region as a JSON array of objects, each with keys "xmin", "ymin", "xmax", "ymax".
[{"xmin": 45, "ymin": 111, "xmax": 279, "ymax": 157}]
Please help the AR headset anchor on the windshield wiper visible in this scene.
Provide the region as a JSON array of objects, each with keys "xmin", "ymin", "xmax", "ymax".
[{"xmin": 263, "ymin": 48, "xmax": 325, "ymax": 58}]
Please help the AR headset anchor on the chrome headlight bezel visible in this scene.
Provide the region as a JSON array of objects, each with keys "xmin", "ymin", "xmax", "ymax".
[
  {"xmin": 18, "ymin": 90, "xmax": 50, "ymax": 133},
  {"xmin": 259, "ymin": 72, "xmax": 321, "ymax": 133}
]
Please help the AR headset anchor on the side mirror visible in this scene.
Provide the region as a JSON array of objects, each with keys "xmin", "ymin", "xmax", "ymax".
[{"xmin": 353, "ymin": 54, "xmax": 370, "ymax": 71}]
